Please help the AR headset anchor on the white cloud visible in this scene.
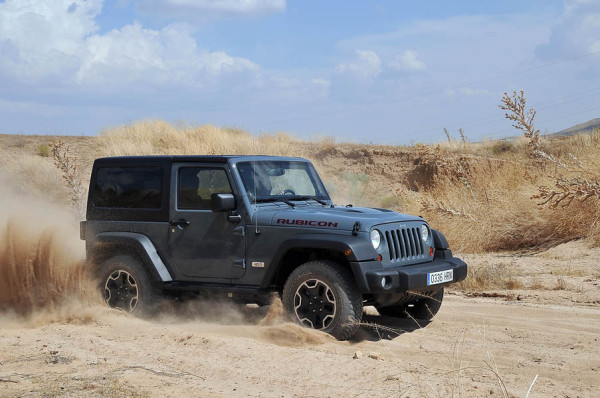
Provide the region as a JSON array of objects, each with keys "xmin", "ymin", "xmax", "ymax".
[
  {"xmin": 387, "ymin": 50, "xmax": 426, "ymax": 73},
  {"xmin": 335, "ymin": 50, "xmax": 381, "ymax": 78},
  {"xmin": 0, "ymin": 0, "xmax": 259, "ymax": 92},
  {"xmin": 0, "ymin": 0, "xmax": 102, "ymax": 80},
  {"xmin": 136, "ymin": 0, "xmax": 286, "ymax": 21},
  {"xmin": 536, "ymin": 0, "xmax": 600, "ymax": 60}
]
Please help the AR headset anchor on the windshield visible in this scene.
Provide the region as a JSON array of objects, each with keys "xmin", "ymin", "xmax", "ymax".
[{"xmin": 237, "ymin": 161, "xmax": 330, "ymax": 202}]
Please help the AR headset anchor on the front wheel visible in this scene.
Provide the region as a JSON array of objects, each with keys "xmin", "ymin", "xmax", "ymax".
[
  {"xmin": 378, "ymin": 288, "xmax": 444, "ymax": 321},
  {"xmin": 99, "ymin": 255, "xmax": 160, "ymax": 316},
  {"xmin": 282, "ymin": 261, "xmax": 363, "ymax": 340}
]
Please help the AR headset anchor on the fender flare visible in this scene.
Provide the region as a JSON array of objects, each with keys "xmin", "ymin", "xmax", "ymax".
[
  {"xmin": 91, "ymin": 232, "xmax": 173, "ymax": 282},
  {"xmin": 431, "ymin": 229, "xmax": 449, "ymax": 249},
  {"xmin": 263, "ymin": 233, "xmax": 377, "ymax": 287}
]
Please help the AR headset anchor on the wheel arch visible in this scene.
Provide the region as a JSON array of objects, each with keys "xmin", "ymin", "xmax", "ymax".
[
  {"xmin": 88, "ymin": 232, "xmax": 173, "ymax": 282},
  {"xmin": 264, "ymin": 234, "xmax": 376, "ymax": 291}
]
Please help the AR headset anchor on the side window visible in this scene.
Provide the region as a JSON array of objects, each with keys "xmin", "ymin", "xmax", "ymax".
[
  {"xmin": 94, "ymin": 167, "xmax": 163, "ymax": 209},
  {"xmin": 178, "ymin": 167, "xmax": 232, "ymax": 210}
]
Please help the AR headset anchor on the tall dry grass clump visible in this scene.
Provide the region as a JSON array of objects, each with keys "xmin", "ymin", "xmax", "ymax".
[
  {"xmin": 0, "ymin": 180, "xmax": 98, "ymax": 316},
  {"xmin": 98, "ymin": 120, "xmax": 303, "ymax": 157},
  {"xmin": 0, "ymin": 149, "xmax": 70, "ymax": 205}
]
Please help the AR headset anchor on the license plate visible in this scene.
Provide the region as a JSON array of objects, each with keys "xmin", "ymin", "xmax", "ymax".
[{"xmin": 427, "ymin": 269, "xmax": 453, "ymax": 285}]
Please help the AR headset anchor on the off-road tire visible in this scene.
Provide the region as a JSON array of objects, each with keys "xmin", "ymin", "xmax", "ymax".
[
  {"xmin": 99, "ymin": 255, "xmax": 160, "ymax": 316},
  {"xmin": 282, "ymin": 260, "xmax": 363, "ymax": 341},
  {"xmin": 378, "ymin": 288, "xmax": 444, "ymax": 321}
]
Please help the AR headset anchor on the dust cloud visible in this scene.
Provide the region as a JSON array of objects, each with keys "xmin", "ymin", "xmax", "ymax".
[
  {"xmin": 0, "ymin": 175, "xmax": 99, "ymax": 322},
  {"xmin": 0, "ymin": 174, "xmax": 328, "ymax": 346}
]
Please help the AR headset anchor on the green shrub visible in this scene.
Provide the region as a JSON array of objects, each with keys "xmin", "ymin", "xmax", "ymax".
[
  {"xmin": 491, "ymin": 140, "xmax": 514, "ymax": 155},
  {"xmin": 37, "ymin": 143, "xmax": 50, "ymax": 157}
]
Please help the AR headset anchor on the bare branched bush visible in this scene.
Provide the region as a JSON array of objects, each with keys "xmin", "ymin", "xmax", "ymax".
[
  {"xmin": 533, "ymin": 176, "xmax": 600, "ymax": 209},
  {"xmin": 443, "ymin": 128, "xmax": 451, "ymax": 143},
  {"xmin": 420, "ymin": 199, "xmax": 474, "ymax": 220},
  {"xmin": 499, "ymin": 90, "xmax": 541, "ymax": 153},
  {"xmin": 48, "ymin": 140, "xmax": 85, "ymax": 212},
  {"xmin": 458, "ymin": 128, "xmax": 467, "ymax": 150},
  {"xmin": 496, "ymin": 91, "xmax": 600, "ymax": 245}
]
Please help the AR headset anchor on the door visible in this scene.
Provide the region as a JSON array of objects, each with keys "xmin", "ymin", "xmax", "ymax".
[{"xmin": 169, "ymin": 163, "xmax": 245, "ymax": 279}]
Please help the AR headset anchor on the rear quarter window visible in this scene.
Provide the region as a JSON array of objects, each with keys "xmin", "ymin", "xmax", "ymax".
[{"xmin": 93, "ymin": 167, "xmax": 163, "ymax": 209}]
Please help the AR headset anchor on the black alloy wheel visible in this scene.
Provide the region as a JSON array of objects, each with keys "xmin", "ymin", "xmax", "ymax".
[{"xmin": 104, "ymin": 270, "xmax": 139, "ymax": 312}]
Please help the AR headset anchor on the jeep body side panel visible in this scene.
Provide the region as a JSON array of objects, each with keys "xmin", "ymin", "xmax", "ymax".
[{"xmin": 167, "ymin": 162, "xmax": 247, "ymax": 280}]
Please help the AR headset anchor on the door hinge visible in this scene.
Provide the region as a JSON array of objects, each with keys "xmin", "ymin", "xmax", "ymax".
[{"xmin": 233, "ymin": 226, "xmax": 245, "ymax": 236}]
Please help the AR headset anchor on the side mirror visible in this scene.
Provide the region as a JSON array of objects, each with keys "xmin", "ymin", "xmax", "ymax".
[{"xmin": 211, "ymin": 193, "xmax": 236, "ymax": 212}]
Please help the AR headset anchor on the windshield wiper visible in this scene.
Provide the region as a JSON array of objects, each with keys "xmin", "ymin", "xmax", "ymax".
[
  {"xmin": 255, "ymin": 197, "xmax": 296, "ymax": 207},
  {"xmin": 288, "ymin": 196, "xmax": 329, "ymax": 205}
]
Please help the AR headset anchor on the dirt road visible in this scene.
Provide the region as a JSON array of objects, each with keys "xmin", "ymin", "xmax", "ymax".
[{"xmin": 1, "ymin": 293, "xmax": 598, "ymax": 398}]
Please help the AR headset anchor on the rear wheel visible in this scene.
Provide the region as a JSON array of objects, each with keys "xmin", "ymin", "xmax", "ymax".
[
  {"xmin": 99, "ymin": 255, "xmax": 160, "ymax": 315},
  {"xmin": 282, "ymin": 261, "xmax": 363, "ymax": 340},
  {"xmin": 378, "ymin": 288, "xmax": 444, "ymax": 321}
]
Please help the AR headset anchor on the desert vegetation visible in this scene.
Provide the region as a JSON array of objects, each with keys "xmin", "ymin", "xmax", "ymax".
[
  {"xmin": 0, "ymin": 93, "xmax": 599, "ymax": 397},
  {"xmin": 91, "ymin": 93, "xmax": 598, "ymax": 255},
  {"xmin": 0, "ymin": 93, "xmax": 598, "ymax": 310}
]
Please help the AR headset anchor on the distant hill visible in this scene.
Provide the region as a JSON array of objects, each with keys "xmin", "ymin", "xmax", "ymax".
[{"xmin": 550, "ymin": 118, "xmax": 600, "ymax": 137}]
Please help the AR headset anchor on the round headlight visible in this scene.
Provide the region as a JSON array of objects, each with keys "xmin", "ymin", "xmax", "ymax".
[
  {"xmin": 421, "ymin": 224, "xmax": 429, "ymax": 242},
  {"xmin": 370, "ymin": 229, "xmax": 382, "ymax": 250}
]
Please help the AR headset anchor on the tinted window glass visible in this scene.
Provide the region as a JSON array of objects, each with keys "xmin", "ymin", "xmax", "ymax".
[
  {"xmin": 94, "ymin": 167, "xmax": 163, "ymax": 209},
  {"xmin": 237, "ymin": 161, "xmax": 329, "ymax": 201},
  {"xmin": 178, "ymin": 167, "xmax": 232, "ymax": 210}
]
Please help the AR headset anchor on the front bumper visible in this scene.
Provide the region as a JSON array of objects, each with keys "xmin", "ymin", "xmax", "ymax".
[{"xmin": 350, "ymin": 249, "xmax": 467, "ymax": 294}]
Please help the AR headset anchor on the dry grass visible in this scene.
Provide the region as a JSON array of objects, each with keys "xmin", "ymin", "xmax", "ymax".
[
  {"xmin": 401, "ymin": 93, "xmax": 600, "ymax": 252},
  {"xmin": 58, "ymin": 118, "xmax": 600, "ymax": 252},
  {"xmin": 98, "ymin": 120, "xmax": 302, "ymax": 157},
  {"xmin": 456, "ymin": 261, "xmax": 523, "ymax": 291},
  {"xmin": 2, "ymin": 113, "xmax": 600, "ymax": 258},
  {"xmin": 554, "ymin": 277, "xmax": 568, "ymax": 291},
  {"xmin": 408, "ymin": 154, "xmax": 600, "ymax": 251},
  {"xmin": 528, "ymin": 278, "xmax": 545, "ymax": 290}
]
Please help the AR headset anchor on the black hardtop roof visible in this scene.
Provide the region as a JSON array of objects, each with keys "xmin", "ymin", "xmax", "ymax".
[{"xmin": 94, "ymin": 155, "xmax": 309, "ymax": 165}]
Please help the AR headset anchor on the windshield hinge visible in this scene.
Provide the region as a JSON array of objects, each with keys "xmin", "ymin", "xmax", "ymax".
[{"xmin": 352, "ymin": 221, "xmax": 361, "ymax": 236}]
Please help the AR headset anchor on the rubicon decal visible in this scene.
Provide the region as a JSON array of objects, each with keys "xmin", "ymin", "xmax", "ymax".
[{"xmin": 277, "ymin": 219, "xmax": 338, "ymax": 228}]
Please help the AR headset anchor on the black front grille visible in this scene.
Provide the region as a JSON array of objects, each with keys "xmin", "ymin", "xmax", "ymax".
[{"xmin": 384, "ymin": 227, "xmax": 424, "ymax": 261}]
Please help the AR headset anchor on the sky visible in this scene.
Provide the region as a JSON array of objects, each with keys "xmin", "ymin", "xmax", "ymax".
[{"xmin": 0, "ymin": 0, "xmax": 598, "ymax": 144}]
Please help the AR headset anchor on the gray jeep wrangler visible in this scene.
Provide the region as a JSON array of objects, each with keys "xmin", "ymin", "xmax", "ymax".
[{"xmin": 81, "ymin": 155, "xmax": 467, "ymax": 340}]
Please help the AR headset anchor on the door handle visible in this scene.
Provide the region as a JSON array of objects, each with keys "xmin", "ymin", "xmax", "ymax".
[
  {"xmin": 169, "ymin": 219, "xmax": 191, "ymax": 227},
  {"xmin": 227, "ymin": 214, "xmax": 242, "ymax": 223}
]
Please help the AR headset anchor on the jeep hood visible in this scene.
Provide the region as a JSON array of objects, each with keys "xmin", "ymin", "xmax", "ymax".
[{"xmin": 260, "ymin": 205, "xmax": 423, "ymax": 232}]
